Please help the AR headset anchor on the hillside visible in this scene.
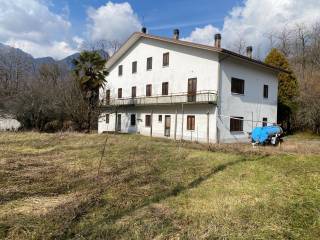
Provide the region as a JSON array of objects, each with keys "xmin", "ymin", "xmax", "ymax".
[
  {"xmin": 0, "ymin": 43, "xmax": 108, "ymax": 72},
  {"xmin": 0, "ymin": 133, "xmax": 319, "ymax": 239}
]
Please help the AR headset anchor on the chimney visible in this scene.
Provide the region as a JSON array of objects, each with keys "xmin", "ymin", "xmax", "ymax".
[
  {"xmin": 246, "ymin": 46, "xmax": 253, "ymax": 58},
  {"xmin": 141, "ymin": 27, "xmax": 147, "ymax": 34},
  {"xmin": 173, "ymin": 29, "xmax": 180, "ymax": 40},
  {"xmin": 214, "ymin": 33, "xmax": 221, "ymax": 48}
]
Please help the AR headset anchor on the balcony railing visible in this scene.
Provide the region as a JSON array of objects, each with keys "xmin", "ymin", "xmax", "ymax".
[{"xmin": 101, "ymin": 90, "xmax": 217, "ymax": 107}]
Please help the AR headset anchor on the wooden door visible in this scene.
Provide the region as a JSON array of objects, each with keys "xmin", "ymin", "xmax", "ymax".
[
  {"xmin": 117, "ymin": 114, "xmax": 121, "ymax": 132},
  {"xmin": 164, "ymin": 115, "xmax": 171, "ymax": 137},
  {"xmin": 188, "ymin": 78, "xmax": 197, "ymax": 102}
]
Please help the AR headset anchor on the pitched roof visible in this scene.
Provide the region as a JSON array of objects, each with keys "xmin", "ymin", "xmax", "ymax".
[{"xmin": 106, "ymin": 32, "xmax": 287, "ymax": 73}]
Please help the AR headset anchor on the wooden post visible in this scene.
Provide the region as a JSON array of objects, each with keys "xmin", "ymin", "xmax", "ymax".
[
  {"xmin": 181, "ymin": 104, "xmax": 184, "ymax": 141},
  {"xmin": 207, "ymin": 111, "xmax": 210, "ymax": 144},
  {"xmin": 174, "ymin": 108, "xmax": 178, "ymax": 141},
  {"xmin": 115, "ymin": 111, "xmax": 118, "ymax": 132},
  {"xmin": 150, "ymin": 110, "xmax": 153, "ymax": 137},
  {"xmin": 252, "ymin": 112, "xmax": 254, "ymax": 131}
]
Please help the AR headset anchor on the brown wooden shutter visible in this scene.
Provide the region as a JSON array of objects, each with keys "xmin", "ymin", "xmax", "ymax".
[
  {"xmin": 118, "ymin": 88, "xmax": 122, "ymax": 98},
  {"xmin": 132, "ymin": 61, "xmax": 137, "ymax": 73},
  {"xmin": 132, "ymin": 86, "xmax": 136, "ymax": 98},
  {"xmin": 187, "ymin": 116, "xmax": 195, "ymax": 130},
  {"xmin": 146, "ymin": 84, "xmax": 152, "ymax": 96},
  {"xmin": 145, "ymin": 115, "xmax": 151, "ymax": 127},
  {"xmin": 230, "ymin": 117, "xmax": 244, "ymax": 131},
  {"xmin": 163, "ymin": 52, "xmax": 169, "ymax": 66},
  {"xmin": 162, "ymin": 82, "xmax": 169, "ymax": 95},
  {"xmin": 118, "ymin": 65, "xmax": 123, "ymax": 76},
  {"xmin": 147, "ymin": 57, "xmax": 152, "ymax": 70}
]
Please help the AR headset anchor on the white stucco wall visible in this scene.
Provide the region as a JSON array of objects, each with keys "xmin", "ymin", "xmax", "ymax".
[
  {"xmin": 98, "ymin": 105, "xmax": 217, "ymax": 143},
  {"xmin": 100, "ymin": 37, "xmax": 219, "ymax": 100},
  {"xmin": 98, "ymin": 36, "xmax": 279, "ymax": 143},
  {"xmin": 218, "ymin": 58, "xmax": 278, "ymax": 143}
]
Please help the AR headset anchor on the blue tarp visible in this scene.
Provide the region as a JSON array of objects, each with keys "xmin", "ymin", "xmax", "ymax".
[{"xmin": 251, "ymin": 126, "xmax": 282, "ymax": 143}]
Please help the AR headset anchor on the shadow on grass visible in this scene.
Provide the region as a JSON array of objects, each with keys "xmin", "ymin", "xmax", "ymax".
[{"xmin": 103, "ymin": 155, "xmax": 267, "ymax": 224}]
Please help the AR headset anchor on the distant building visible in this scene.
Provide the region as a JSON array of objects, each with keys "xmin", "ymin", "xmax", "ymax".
[
  {"xmin": 0, "ymin": 113, "xmax": 20, "ymax": 131},
  {"xmin": 98, "ymin": 29, "xmax": 281, "ymax": 143}
]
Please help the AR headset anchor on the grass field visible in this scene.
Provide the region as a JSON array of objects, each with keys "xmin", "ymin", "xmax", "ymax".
[{"xmin": 0, "ymin": 132, "xmax": 320, "ymax": 239}]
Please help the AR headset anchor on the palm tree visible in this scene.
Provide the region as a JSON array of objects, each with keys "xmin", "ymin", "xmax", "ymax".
[{"xmin": 73, "ymin": 51, "xmax": 108, "ymax": 132}]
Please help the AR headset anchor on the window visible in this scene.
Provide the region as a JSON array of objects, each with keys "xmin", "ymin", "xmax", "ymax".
[
  {"xmin": 118, "ymin": 88, "xmax": 122, "ymax": 98},
  {"xmin": 131, "ymin": 86, "xmax": 136, "ymax": 98},
  {"xmin": 147, "ymin": 57, "xmax": 152, "ymax": 70},
  {"xmin": 132, "ymin": 61, "xmax": 137, "ymax": 74},
  {"xmin": 263, "ymin": 85, "xmax": 269, "ymax": 98},
  {"xmin": 262, "ymin": 118, "xmax": 268, "ymax": 127},
  {"xmin": 146, "ymin": 84, "xmax": 152, "ymax": 96},
  {"xmin": 145, "ymin": 115, "xmax": 151, "ymax": 127},
  {"xmin": 106, "ymin": 90, "xmax": 110, "ymax": 105},
  {"xmin": 162, "ymin": 82, "xmax": 169, "ymax": 95},
  {"xmin": 118, "ymin": 65, "xmax": 123, "ymax": 76},
  {"xmin": 230, "ymin": 117, "xmax": 244, "ymax": 132},
  {"xmin": 106, "ymin": 114, "xmax": 109, "ymax": 123},
  {"xmin": 130, "ymin": 114, "xmax": 136, "ymax": 126},
  {"xmin": 158, "ymin": 115, "xmax": 162, "ymax": 122},
  {"xmin": 231, "ymin": 78, "xmax": 245, "ymax": 94},
  {"xmin": 163, "ymin": 52, "xmax": 169, "ymax": 67},
  {"xmin": 187, "ymin": 115, "xmax": 195, "ymax": 130}
]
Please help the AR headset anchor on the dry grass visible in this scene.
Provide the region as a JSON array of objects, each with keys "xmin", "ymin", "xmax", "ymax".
[{"xmin": 0, "ymin": 132, "xmax": 319, "ymax": 239}]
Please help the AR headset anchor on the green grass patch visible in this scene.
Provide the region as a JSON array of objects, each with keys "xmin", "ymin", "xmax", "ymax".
[{"xmin": 0, "ymin": 132, "xmax": 319, "ymax": 239}]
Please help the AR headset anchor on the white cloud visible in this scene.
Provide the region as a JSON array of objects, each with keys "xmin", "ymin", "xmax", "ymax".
[
  {"xmin": 182, "ymin": 25, "xmax": 219, "ymax": 45},
  {"xmin": 73, "ymin": 36, "xmax": 85, "ymax": 49},
  {"xmin": 0, "ymin": 0, "xmax": 76, "ymax": 59},
  {"xmin": 184, "ymin": 0, "xmax": 320, "ymax": 56},
  {"xmin": 86, "ymin": 1, "xmax": 142, "ymax": 43},
  {"xmin": 5, "ymin": 39, "xmax": 77, "ymax": 60}
]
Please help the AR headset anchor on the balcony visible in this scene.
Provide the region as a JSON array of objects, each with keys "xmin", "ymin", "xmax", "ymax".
[{"xmin": 101, "ymin": 90, "xmax": 218, "ymax": 107}]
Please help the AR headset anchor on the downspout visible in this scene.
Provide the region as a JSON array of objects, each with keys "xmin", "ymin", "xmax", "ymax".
[{"xmin": 216, "ymin": 54, "xmax": 230, "ymax": 144}]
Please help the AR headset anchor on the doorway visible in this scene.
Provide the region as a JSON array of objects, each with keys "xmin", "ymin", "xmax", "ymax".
[
  {"xmin": 117, "ymin": 114, "xmax": 121, "ymax": 132},
  {"xmin": 188, "ymin": 78, "xmax": 197, "ymax": 102},
  {"xmin": 164, "ymin": 115, "xmax": 171, "ymax": 137}
]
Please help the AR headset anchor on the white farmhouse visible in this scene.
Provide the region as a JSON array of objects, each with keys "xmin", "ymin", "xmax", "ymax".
[{"xmin": 98, "ymin": 29, "xmax": 281, "ymax": 143}]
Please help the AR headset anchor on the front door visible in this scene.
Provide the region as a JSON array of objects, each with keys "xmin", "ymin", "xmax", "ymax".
[
  {"xmin": 188, "ymin": 78, "xmax": 197, "ymax": 102},
  {"xmin": 117, "ymin": 114, "xmax": 121, "ymax": 132},
  {"xmin": 164, "ymin": 115, "xmax": 171, "ymax": 137}
]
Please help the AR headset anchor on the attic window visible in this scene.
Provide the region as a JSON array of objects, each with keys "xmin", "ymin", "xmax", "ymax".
[
  {"xmin": 147, "ymin": 57, "xmax": 152, "ymax": 70},
  {"xmin": 132, "ymin": 61, "xmax": 137, "ymax": 73},
  {"xmin": 163, "ymin": 52, "xmax": 169, "ymax": 67},
  {"xmin": 118, "ymin": 65, "xmax": 123, "ymax": 76}
]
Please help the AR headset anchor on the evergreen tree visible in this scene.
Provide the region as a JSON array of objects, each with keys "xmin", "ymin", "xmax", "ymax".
[
  {"xmin": 265, "ymin": 48, "xmax": 299, "ymax": 132},
  {"xmin": 73, "ymin": 51, "xmax": 107, "ymax": 131}
]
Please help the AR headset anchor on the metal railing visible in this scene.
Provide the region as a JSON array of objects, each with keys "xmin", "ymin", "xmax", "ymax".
[{"xmin": 101, "ymin": 90, "xmax": 217, "ymax": 107}]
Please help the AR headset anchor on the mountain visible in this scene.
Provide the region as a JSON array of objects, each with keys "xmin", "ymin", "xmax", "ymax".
[
  {"xmin": 0, "ymin": 43, "xmax": 109, "ymax": 72},
  {"xmin": 58, "ymin": 53, "xmax": 80, "ymax": 69}
]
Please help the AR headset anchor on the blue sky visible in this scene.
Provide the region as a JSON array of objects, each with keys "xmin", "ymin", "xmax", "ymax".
[
  {"xmin": 0, "ymin": 0, "xmax": 319, "ymax": 59},
  {"xmin": 49, "ymin": 0, "xmax": 238, "ymax": 39}
]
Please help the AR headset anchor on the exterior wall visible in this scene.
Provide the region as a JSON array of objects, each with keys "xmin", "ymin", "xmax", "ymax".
[
  {"xmin": 98, "ymin": 36, "xmax": 279, "ymax": 144},
  {"xmin": 0, "ymin": 117, "xmax": 21, "ymax": 131},
  {"xmin": 100, "ymin": 37, "xmax": 219, "ymax": 101},
  {"xmin": 218, "ymin": 58, "xmax": 278, "ymax": 143},
  {"xmin": 98, "ymin": 104, "xmax": 217, "ymax": 143}
]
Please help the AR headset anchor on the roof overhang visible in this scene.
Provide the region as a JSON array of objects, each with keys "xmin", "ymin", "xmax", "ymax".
[{"xmin": 106, "ymin": 32, "xmax": 287, "ymax": 74}]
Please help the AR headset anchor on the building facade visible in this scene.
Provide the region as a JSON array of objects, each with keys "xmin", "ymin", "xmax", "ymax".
[{"xmin": 98, "ymin": 30, "xmax": 279, "ymax": 143}]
